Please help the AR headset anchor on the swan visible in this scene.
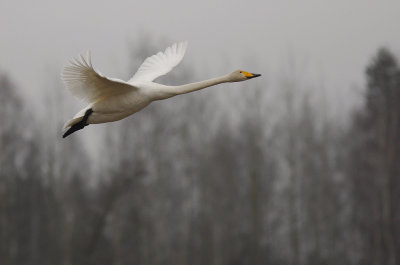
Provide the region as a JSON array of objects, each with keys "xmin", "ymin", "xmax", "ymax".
[{"xmin": 62, "ymin": 41, "xmax": 261, "ymax": 138}]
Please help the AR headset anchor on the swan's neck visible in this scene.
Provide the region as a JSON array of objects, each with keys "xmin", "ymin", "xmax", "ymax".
[{"xmin": 156, "ymin": 75, "xmax": 230, "ymax": 100}]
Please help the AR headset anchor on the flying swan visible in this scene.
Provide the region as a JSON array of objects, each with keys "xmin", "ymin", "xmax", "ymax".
[{"xmin": 62, "ymin": 41, "xmax": 261, "ymax": 138}]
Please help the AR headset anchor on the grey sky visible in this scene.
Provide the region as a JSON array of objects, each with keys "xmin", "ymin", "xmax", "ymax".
[{"xmin": 1, "ymin": 0, "xmax": 400, "ymax": 110}]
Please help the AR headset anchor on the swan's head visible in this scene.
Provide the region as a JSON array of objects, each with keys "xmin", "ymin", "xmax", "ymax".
[{"xmin": 228, "ymin": 70, "xmax": 261, "ymax": 82}]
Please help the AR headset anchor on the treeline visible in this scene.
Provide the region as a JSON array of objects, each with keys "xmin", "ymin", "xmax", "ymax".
[{"xmin": 0, "ymin": 44, "xmax": 399, "ymax": 265}]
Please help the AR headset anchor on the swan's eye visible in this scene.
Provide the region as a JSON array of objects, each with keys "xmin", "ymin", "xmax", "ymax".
[{"xmin": 240, "ymin": 71, "xmax": 242, "ymax": 73}]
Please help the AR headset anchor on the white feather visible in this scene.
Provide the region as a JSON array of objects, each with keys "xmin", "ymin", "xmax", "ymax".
[
  {"xmin": 128, "ymin": 41, "xmax": 188, "ymax": 83},
  {"xmin": 62, "ymin": 52, "xmax": 137, "ymax": 103}
]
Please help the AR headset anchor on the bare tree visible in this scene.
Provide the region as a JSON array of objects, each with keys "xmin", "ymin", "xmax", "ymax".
[{"xmin": 348, "ymin": 48, "xmax": 400, "ymax": 265}]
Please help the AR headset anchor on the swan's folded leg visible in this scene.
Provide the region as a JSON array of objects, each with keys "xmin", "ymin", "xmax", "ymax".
[{"xmin": 62, "ymin": 108, "xmax": 93, "ymax": 138}]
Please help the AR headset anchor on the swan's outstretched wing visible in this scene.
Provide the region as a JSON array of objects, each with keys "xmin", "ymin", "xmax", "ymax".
[
  {"xmin": 129, "ymin": 41, "xmax": 188, "ymax": 83},
  {"xmin": 62, "ymin": 53, "xmax": 137, "ymax": 103}
]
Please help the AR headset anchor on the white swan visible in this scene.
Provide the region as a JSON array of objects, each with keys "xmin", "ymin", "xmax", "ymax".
[{"xmin": 62, "ymin": 41, "xmax": 261, "ymax": 138}]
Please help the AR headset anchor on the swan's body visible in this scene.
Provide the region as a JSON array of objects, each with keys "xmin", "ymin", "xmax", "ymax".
[{"xmin": 62, "ymin": 41, "xmax": 260, "ymax": 138}]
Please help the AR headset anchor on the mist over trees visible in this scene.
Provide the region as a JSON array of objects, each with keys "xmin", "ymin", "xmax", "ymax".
[{"xmin": 0, "ymin": 40, "xmax": 399, "ymax": 265}]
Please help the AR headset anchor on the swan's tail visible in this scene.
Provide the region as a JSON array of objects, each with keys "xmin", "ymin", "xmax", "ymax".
[{"xmin": 62, "ymin": 108, "xmax": 93, "ymax": 138}]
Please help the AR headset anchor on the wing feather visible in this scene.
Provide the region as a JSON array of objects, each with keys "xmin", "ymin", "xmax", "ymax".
[
  {"xmin": 129, "ymin": 41, "xmax": 188, "ymax": 83},
  {"xmin": 62, "ymin": 52, "xmax": 137, "ymax": 103}
]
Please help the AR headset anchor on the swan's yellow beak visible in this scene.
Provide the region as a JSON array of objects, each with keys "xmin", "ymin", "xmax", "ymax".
[{"xmin": 242, "ymin": 71, "xmax": 261, "ymax": 79}]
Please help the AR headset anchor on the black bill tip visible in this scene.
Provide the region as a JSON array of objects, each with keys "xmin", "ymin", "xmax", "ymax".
[{"xmin": 248, "ymin": 73, "xmax": 261, "ymax": 79}]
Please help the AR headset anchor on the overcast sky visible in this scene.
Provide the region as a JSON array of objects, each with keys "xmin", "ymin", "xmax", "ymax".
[{"xmin": 1, "ymin": 0, "xmax": 400, "ymax": 112}]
